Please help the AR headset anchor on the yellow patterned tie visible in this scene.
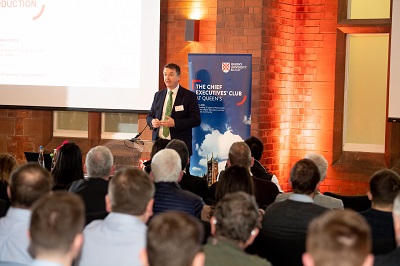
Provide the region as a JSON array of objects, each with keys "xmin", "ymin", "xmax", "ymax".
[{"xmin": 163, "ymin": 91, "xmax": 173, "ymax": 137}]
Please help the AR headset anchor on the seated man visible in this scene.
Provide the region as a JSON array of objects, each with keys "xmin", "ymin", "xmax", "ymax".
[
  {"xmin": 141, "ymin": 211, "xmax": 204, "ymax": 266},
  {"xmin": 276, "ymin": 153, "xmax": 344, "ymax": 209},
  {"xmin": 360, "ymin": 168, "xmax": 400, "ymax": 254},
  {"xmin": 260, "ymin": 159, "xmax": 328, "ymax": 266},
  {"xmin": 69, "ymin": 146, "xmax": 115, "ymax": 223},
  {"xmin": 0, "ymin": 163, "xmax": 52, "ymax": 265},
  {"xmin": 29, "ymin": 192, "xmax": 85, "ymax": 266},
  {"xmin": 375, "ymin": 192, "xmax": 400, "ymax": 265},
  {"xmin": 151, "ymin": 149, "xmax": 204, "ymax": 219},
  {"xmin": 303, "ymin": 209, "xmax": 373, "ymax": 266},
  {"xmin": 77, "ymin": 167, "xmax": 155, "ymax": 266},
  {"xmin": 245, "ymin": 136, "xmax": 283, "ymax": 192},
  {"xmin": 166, "ymin": 139, "xmax": 208, "ymax": 201},
  {"xmin": 209, "ymin": 142, "xmax": 279, "ymax": 209},
  {"xmin": 204, "ymin": 191, "xmax": 271, "ymax": 266}
]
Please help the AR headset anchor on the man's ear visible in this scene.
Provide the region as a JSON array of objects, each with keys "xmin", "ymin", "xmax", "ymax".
[
  {"xmin": 250, "ymin": 157, "xmax": 254, "ymax": 167},
  {"xmin": 210, "ymin": 216, "xmax": 217, "ymax": 236},
  {"xmin": 109, "ymin": 165, "xmax": 115, "ymax": 176},
  {"xmin": 144, "ymin": 198, "xmax": 154, "ymax": 222},
  {"xmin": 177, "ymin": 171, "xmax": 184, "ymax": 183},
  {"xmin": 105, "ymin": 194, "xmax": 112, "ymax": 213},
  {"xmin": 302, "ymin": 253, "xmax": 314, "ymax": 266},
  {"xmin": 139, "ymin": 248, "xmax": 149, "ymax": 266},
  {"xmin": 149, "ymin": 171, "xmax": 155, "ymax": 182},
  {"xmin": 226, "ymin": 160, "xmax": 231, "ymax": 167},
  {"xmin": 83, "ymin": 164, "xmax": 87, "ymax": 175},
  {"xmin": 71, "ymin": 233, "xmax": 84, "ymax": 259},
  {"xmin": 367, "ymin": 191, "xmax": 372, "ymax": 201},
  {"xmin": 362, "ymin": 254, "xmax": 374, "ymax": 266},
  {"xmin": 192, "ymin": 252, "xmax": 205, "ymax": 266},
  {"xmin": 301, "ymin": 252, "xmax": 314, "ymax": 266},
  {"xmin": 315, "ymin": 181, "xmax": 321, "ymax": 191},
  {"xmin": 244, "ymin": 228, "xmax": 259, "ymax": 248},
  {"xmin": 7, "ymin": 186, "xmax": 11, "ymax": 200}
]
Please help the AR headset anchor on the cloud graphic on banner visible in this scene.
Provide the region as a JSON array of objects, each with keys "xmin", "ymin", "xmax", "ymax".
[
  {"xmin": 192, "ymin": 167, "xmax": 202, "ymax": 172},
  {"xmin": 200, "ymin": 123, "xmax": 214, "ymax": 132},
  {"xmin": 243, "ymin": 115, "xmax": 251, "ymax": 125},
  {"xmin": 197, "ymin": 129, "xmax": 243, "ymax": 167}
]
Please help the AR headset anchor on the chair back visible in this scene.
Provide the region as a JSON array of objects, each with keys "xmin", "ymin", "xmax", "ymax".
[{"xmin": 323, "ymin": 192, "xmax": 371, "ymax": 212}]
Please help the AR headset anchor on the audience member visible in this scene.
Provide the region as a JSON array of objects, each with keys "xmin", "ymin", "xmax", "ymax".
[
  {"xmin": 215, "ymin": 165, "xmax": 254, "ymax": 202},
  {"xmin": 259, "ymin": 159, "xmax": 328, "ymax": 266},
  {"xmin": 143, "ymin": 138, "xmax": 170, "ymax": 174},
  {"xmin": 69, "ymin": 146, "xmax": 115, "ymax": 224},
  {"xmin": 360, "ymin": 168, "xmax": 400, "ymax": 254},
  {"xmin": 204, "ymin": 192, "xmax": 271, "ymax": 266},
  {"xmin": 77, "ymin": 167, "xmax": 154, "ymax": 266},
  {"xmin": 142, "ymin": 211, "xmax": 205, "ymax": 266},
  {"xmin": 275, "ymin": 153, "xmax": 344, "ymax": 209},
  {"xmin": 166, "ymin": 139, "xmax": 208, "ymax": 201},
  {"xmin": 262, "ymin": 158, "xmax": 328, "ymax": 235},
  {"xmin": 29, "ymin": 191, "xmax": 85, "ymax": 266},
  {"xmin": 244, "ymin": 136, "xmax": 283, "ymax": 192},
  {"xmin": 151, "ymin": 149, "xmax": 204, "ymax": 219},
  {"xmin": 375, "ymin": 192, "xmax": 400, "ymax": 265},
  {"xmin": 0, "ymin": 163, "xmax": 52, "ymax": 264},
  {"xmin": 221, "ymin": 141, "xmax": 279, "ymax": 209},
  {"xmin": 51, "ymin": 142, "xmax": 84, "ymax": 190},
  {"xmin": 0, "ymin": 153, "xmax": 18, "ymax": 215},
  {"xmin": 303, "ymin": 209, "xmax": 373, "ymax": 266}
]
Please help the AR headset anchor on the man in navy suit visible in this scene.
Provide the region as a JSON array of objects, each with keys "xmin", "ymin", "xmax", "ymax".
[{"xmin": 146, "ymin": 63, "xmax": 201, "ymax": 157}]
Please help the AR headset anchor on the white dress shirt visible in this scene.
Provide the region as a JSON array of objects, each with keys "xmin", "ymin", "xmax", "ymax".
[{"xmin": 0, "ymin": 207, "xmax": 32, "ymax": 265}]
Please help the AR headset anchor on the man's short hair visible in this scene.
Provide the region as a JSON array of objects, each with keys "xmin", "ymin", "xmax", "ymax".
[
  {"xmin": 166, "ymin": 139, "xmax": 189, "ymax": 171},
  {"xmin": 244, "ymin": 136, "xmax": 264, "ymax": 161},
  {"xmin": 85, "ymin": 146, "xmax": 114, "ymax": 178},
  {"xmin": 151, "ymin": 149, "xmax": 181, "ymax": 183},
  {"xmin": 228, "ymin": 142, "xmax": 252, "ymax": 168},
  {"xmin": 304, "ymin": 153, "xmax": 328, "ymax": 181},
  {"xmin": 9, "ymin": 163, "xmax": 52, "ymax": 208},
  {"xmin": 164, "ymin": 63, "xmax": 181, "ymax": 76},
  {"xmin": 213, "ymin": 191, "xmax": 259, "ymax": 243},
  {"xmin": 146, "ymin": 211, "xmax": 203, "ymax": 266},
  {"xmin": 30, "ymin": 191, "xmax": 85, "ymax": 254},
  {"xmin": 290, "ymin": 158, "xmax": 320, "ymax": 195},
  {"xmin": 369, "ymin": 169, "xmax": 400, "ymax": 206},
  {"xmin": 306, "ymin": 209, "xmax": 371, "ymax": 266},
  {"xmin": 108, "ymin": 167, "xmax": 155, "ymax": 215}
]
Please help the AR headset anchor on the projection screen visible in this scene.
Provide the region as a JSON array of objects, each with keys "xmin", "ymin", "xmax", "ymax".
[{"xmin": 0, "ymin": 0, "xmax": 160, "ymax": 112}]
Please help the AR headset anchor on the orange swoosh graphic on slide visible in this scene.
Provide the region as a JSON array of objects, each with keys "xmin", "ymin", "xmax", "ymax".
[
  {"xmin": 33, "ymin": 5, "xmax": 45, "ymax": 20},
  {"xmin": 237, "ymin": 95, "xmax": 247, "ymax": 106}
]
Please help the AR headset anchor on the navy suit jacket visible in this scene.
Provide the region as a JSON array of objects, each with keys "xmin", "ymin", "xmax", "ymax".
[{"xmin": 146, "ymin": 85, "xmax": 200, "ymax": 156}]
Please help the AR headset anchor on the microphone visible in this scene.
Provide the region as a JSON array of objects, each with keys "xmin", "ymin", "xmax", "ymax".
[{"xmin": 128, "ymin": 124, "xmax": 148, "ymax": 145}]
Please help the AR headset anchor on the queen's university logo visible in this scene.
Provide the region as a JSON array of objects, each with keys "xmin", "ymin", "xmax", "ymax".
[{"xmin": 222, "ymin": 62, "xmax": 230, "ymax": 73}]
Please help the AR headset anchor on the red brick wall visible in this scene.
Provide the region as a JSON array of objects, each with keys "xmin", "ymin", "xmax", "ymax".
[
  {"xmin": 259, "ymin": 0, "xmax": 339, "ymax": 191},
  {"xmin": 0, "ymin": 109, "xmax": 52, "ymax": 163}
]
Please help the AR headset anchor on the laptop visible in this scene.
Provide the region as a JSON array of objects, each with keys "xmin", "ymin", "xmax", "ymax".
[{"xmin": 24, "ymin": 152, "xmax": 52, "ymax": 172}]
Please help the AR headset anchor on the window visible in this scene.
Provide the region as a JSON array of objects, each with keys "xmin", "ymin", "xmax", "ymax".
[
  {"xmin": 54, "ymin": 111, "xmax": 139, "ymax": 140},
  {"xmin": 343, "ymin": 34, "xmax": 389, "ymax": 152}
]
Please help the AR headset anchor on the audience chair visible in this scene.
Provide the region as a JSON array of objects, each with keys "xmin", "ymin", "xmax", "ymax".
[{"xmin": 323, "ymin": 192, "xmax": 371, "ymax": 212}]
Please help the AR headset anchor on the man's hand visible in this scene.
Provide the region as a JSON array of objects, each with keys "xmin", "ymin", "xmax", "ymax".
[
  {"xmin": 160, "ymin": 116, "xmax": 175, "ymax": 128},
  {"xmin": 151, "ymin": 118, "xmax": 161, "ymax": 128}
]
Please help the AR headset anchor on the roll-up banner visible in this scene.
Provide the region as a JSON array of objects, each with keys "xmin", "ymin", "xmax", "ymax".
[{"xmin": 188, "ymin": 54, "xmax": 252, "ymax": 180}]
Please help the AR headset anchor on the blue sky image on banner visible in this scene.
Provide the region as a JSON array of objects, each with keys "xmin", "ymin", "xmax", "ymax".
[{"xmin": 188, "ymin": 54, "xmax": 252, "ymax": 177}]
